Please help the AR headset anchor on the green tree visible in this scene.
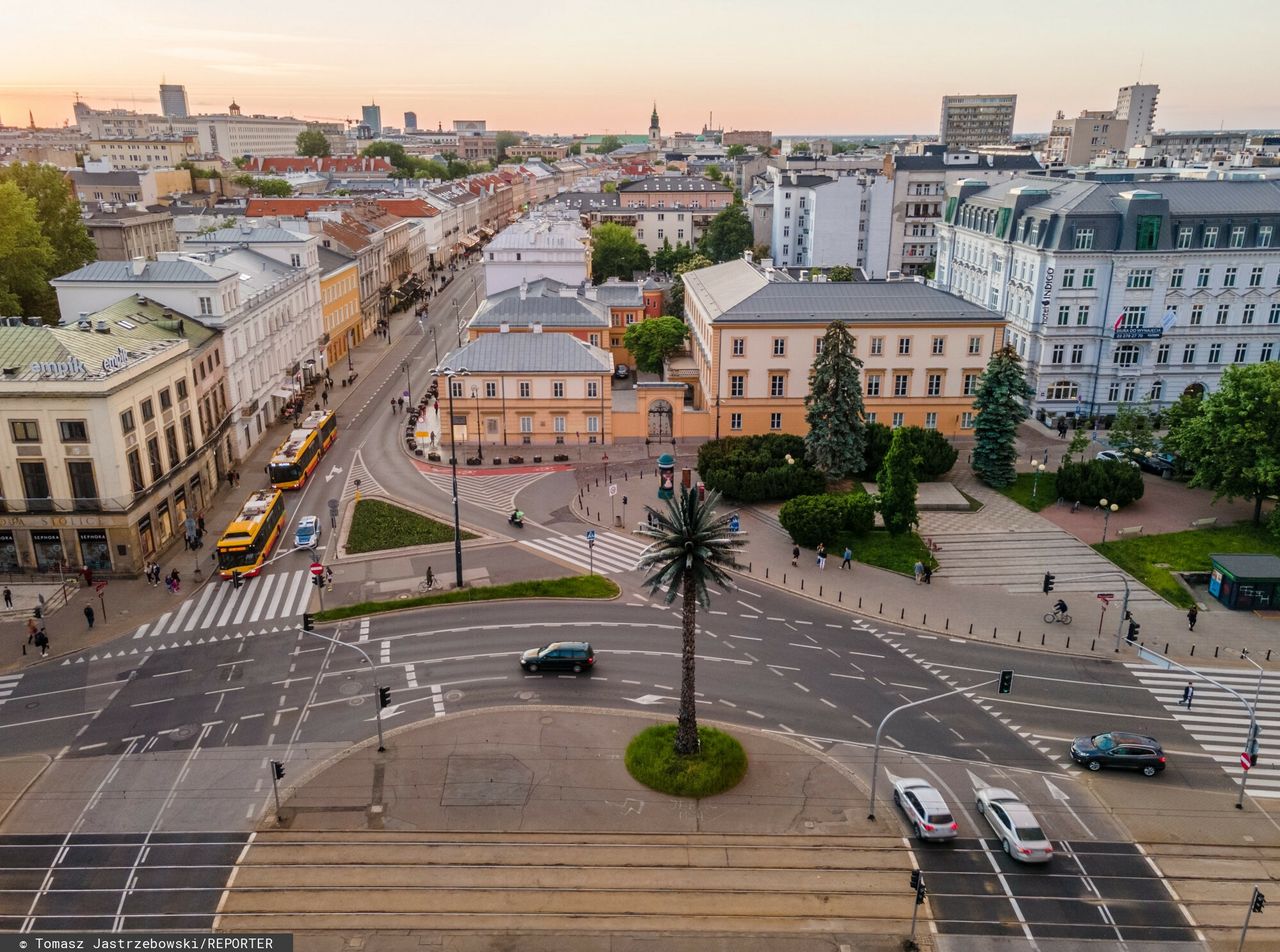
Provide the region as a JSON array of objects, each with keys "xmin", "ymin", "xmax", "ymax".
[
  {"xmin": 698, "ymin": 205, "xmax": 753, "ymax": 262},
  {"xmin": 804, "ymin": 321, "xmax": 867, "ymax": 478},
  {"xmin": 295, "ymin": 127, "xmax": 331, "ymax": 157},
  {"xmin": 725, "ymin": 144, "xmax": 747, "ymax": 158},
  {"xmin": 494, "ymin": 131, "xmax": 520, "ymax": 161},
  {"xmin": 590, "ymin": 222, "xmax": 651, "ymax": 284},
  {"xmin": 860, "ymin": 422, "xmax": 894, "ymax": 479},
  {"xmin": 636, "ymin": 487, "xmax": 744, "ymax": 755},
  {"xmin": 1066, "ymin": 427, "xmax": 1091, "ymax": 462},
  {"xmin": 568, "ymin": 143, "xmax": 582, "ymax": 155},
  {"xmin": 0, "ymin": 181, "xmax": 56, "ymax": 319},
  {"xmin": 793, "ymin": 141, "xmax": 811, "ymax": 152},
  {"xmin": 971, "ymin": 345, "xmax": 1032, "ymax": 488},
  {"xmin": 1108, "ymin": 401, "xmax": 1156, "ymax": 457},
  {"xmin": 623, "ymin": 316, "xmax": 688, "ymax": 379},
  {"xmin": 878, "ymin": 427, "xmax": 920, "ymax": 535},
  {"xmin": 654, "ymin": 240, "xmax": 695, "ymax": 275},
  {"xmin": 602, "ymin": 181, "xmax": 617, "ymax": 193},
  {"xmin": 593, "ymin": 135, "xmax": 623, "ymax": 154},
  {"xmin": 1164, "ymin": 363, "xmax": 1280, "ymax": 525},
  {"xmin": 257, "ymin": 177, "xmax": 293, "ymax": 197},
  {"xmin": 669, "ymin": 252, "xmax": 713, "ymax": 317},
  {"xmin": 895, "ymin": 426, "xmax": 958, "ymax": 480},
  {"xmin": 826, "ymin": 265, "xmax": 856, "ymax": 282},
  {"xmin": 704, "ymin": 164, "xmax": 723, "ymax": 182},
  {"xmin": 0, "ymin": 162, "xmax": 96, "ymax": 281}
]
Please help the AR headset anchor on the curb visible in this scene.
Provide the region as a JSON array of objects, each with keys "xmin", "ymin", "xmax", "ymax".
[{"xmin": 313, "ymin": 586, "xmax": 623, "ymax": 628}]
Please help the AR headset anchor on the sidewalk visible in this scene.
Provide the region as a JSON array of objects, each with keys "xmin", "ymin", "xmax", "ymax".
[{"xmin": 0, "ymin": 303, "xmax": 426, "ymax": 676}]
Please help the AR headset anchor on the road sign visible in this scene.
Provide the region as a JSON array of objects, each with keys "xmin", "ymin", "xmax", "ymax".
[
  {"xmin": 1242, "ymin": 752, "xmax": 1253, "ymax": 770},
  {"xmin": 310, "ymin": 562, "xmax": 325, "ymax": 576},
  {"xmin": 608, "ymin": 483, "xmax": 618, "ymax": 497},
  {"xmin": 95, "ymin": 581, "xmax": 108, "ymax": 594},
  {"xmin": 729, "ymin": 514, "xmax": 740, "ymax": 533},
  {"xmin": 586, "ymin": 530, "xmax": 596, "ymax": 542},
  {"xmin": 1096, "ymin": 593, "xmax": 1113, "ymax": 605}
]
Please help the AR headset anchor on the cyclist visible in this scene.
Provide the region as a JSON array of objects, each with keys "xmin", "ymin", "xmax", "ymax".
[{"xmin": 1053, "ymin": 598, "xmax": 1069, "ymax": 618}]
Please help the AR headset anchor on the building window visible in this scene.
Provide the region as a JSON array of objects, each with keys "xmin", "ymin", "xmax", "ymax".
[
  {"xmin": 1203, "ymin": 226, "xmax": 1219, "ymax": 249},
  {"xmin": 1113, "ymin": 344, "xmax": 1140, "ymax": 367},
  {"xmin": 729, "ymin": 374, "xmax": 744, "ymax": 398},
  {"xmin": 587, "ymin": 415, "xmax": 600, "ymax": 433},
  {"xmin": 181, "ymin": 415, "xmax": 195, "ymax": 456},
  {"xmin": 1177, "ymin": 226, "xmax": 1193, "ymax": 249},
  {"xmin": 176, "ymin": 379, "xmax": 188, "ymax": 401},
  {"xmin": 770, "ymin": 374, "xmax": 785, "ymax": 398},
  {"xmin": 9, "ymin": 420, "xmax": 39, "ymax": 443},
  {"xmin": 1260, "ymin": 225, "xmax": 1274, "ymax": 248},
  {"xmin": 586, "ymin": 380, "xmax": 598, "ymax": 398},
  {"xmin": 968, "ymin": 336, "xmax": 982, "ymax": 355},
  {"xmin": 58, "ymin": 420, "xmax": 89, "ymax": 443},
  {"xmin": 732, "ymin": 337, "xmax": 745, "ymax": 356},
  {"xmin": 1241, "ymin": 304, "xmax": 1255, "ymax": 325},
  {"xmin": 891, "ymin": 412, "xmax": 905, "ymax": 428},
  {"xmin": 1190, "ymin": 304, "xmax": 1204, "ymax": 325},
  {"xmin": 1195, "ymin": 267, "xmax": 1210, "ymax": 289},
  {"xmin": 931, "ymin": 336, "xmax": 945, "ymax": 355},
  {"xmin": 1223, "ymin": 267, "xmax": 1238, "ymax": 289},
  {"xmin": 519, "ymin": 416, "xmax": 533, "ymax": 433},
  {"xmin": 1126, "ymin": 269, "xmax": 1153, "ymax": 289},
  {"xmin": 893, "ymin": 373, "xmax": 909, "ymax": 396},
  {"xmin": 1235, "ymin": 342, "xmax": 1249, "ymax": 363},
  {"xmin": 1081, "ymin": 268, "xmax": 1096, "ymax": 289},
  {"xmin": 814, "ymin": 337, "xmax": 824, "ymax": 355},
  {"xmin": 866, "ymin": 374, "xmax": 882, "ymax": 397},
  {"xmin": 769, "ymin": 412, "xmax": 782, "ymax": 431},
  {"xmin": 1107, "ymin": 380, "xmax": 1121, "ymax": 401},
  {"xmin": 518, "ymin": 381, "xmax": 531, "ymax": 398},
  {"xmin": 1136, "ymin": 215, "xmax": 1161, "ymax": 251},
  {"xmin": 1121, "ymin": 306, "xmax": 1146, "ymax": 328},
  {"xmin": 1261, "ymin": 342, "xmax": 1274, "ymax": 362},
  {"xmin": 926, "ymin": 372, "xmax": 942, "ymax": 395},
  {"xmin": 1050, "ymin": 344, "xmax": 1065, "ymax": 364},
  {"xmin": 1156, "ymin": 343, "xmax": 1170, "ymax": 365},
  {"xmin": 962, "ymin": 372, "xmax": 978, "ymax": 396},
  {"xmin": 1182, "ymin": 343, "xmax": 1197, "ymax": 363},
  {"xmin": 772, "ymin": 337, "xmax": 786, "ymax": 356},
  {"xmin": 120, "ymin": 409, "xmax": 135, "ymax": 434},
  {"xmin": 898, "ymin": 336, "xmax": 911, "ymax": 356},
  {"xmin": 961, "ymin": 411, "xmax": 974, "ymax": 429},
  {"xmin": 1123, "ymin": 380, "xmax": 1137, "ymax": 402},
  {"xmin": 1170, "ymin": 268, "xmax": 1184, "ymax": 289},
  {"xmin": 866, "ymin": 412, "xmax": 877, "ymax": 423},
  {"xmin": 1061, "ymin": 269, "xmax": 1075, "ymax": 288},
  {"xmin": 1230, "ymin": 226, "xmax": 1246, "ymax": 248},
  {"xmin": 126, "ymin": 449, "xmax": 145, "ymax": 492},
  {"xmin": 1076, "ymin": 305, "xmax": 1090, "ymax": 325},
  {"xmin": 450, "ymin": 380, "xmax": 463, "ymax": 398},
  {"xmin": 552, "ymin": 381, "xmax": 565, "ymax": 398},
  {"xmin": 1057, "ymin": 305, "xmax": 1070, "ymax": 326},
  {"xmin": 1209, "ymin": 343, "xmax": 1223, "ymax": 364},
  {"xmin": 1149, "ymin": 379, "xmax": 1164, "ymax": 401},
  {"xmin": 730, "ymin": 412, "xmax": 742, "ymax": 431},
  {"xmin": 1073, "ymin": 228, "xmax": 1094, "ymax": 250},
  {"xmin": 1249, "ymin": 266, "xmax": 1264, "ymax": 288},
  {"xmin": 485, "ymin": 381, "xmax": 497, "ymax": 398},
  {"xmin": 146, "ymin": 436, "xmax": 163, "ymax": 481},
  {"xmin": 923, "ymin": 412, "xmax": 937, "ymax": 430},
  {"xmin": 159, "ymin": 388, "xmax": 172, "ymax": 411},
  {"xmin": 1270, "ymin": 303, "xmax": 1280, "ymax": 324},
  {"xmin": 553, "ymin": 415, "xmax": 566, "ymax": 433},
  {"xmin": 870, "ymin": 337, "xmax": 884, "ymax": 356},
  {"xmin": 141, "ymin": 398, "xmax": 154, "ymax": 422},
  {"xmin": 1046, "ymin": 379, "xmax": 1078, "ymax": 400},
  {"xmin": 1216, "ymin": 304, "xmax": 1230, "ymax": 325}
]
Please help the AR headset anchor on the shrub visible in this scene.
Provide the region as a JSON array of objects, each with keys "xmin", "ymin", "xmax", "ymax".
[
  {"xmin": 779, "ymin": 492, "xmax": 877, "ymax": 547},
  {"xmin": 698, "ymin": 434, "xmax": 826, "ymax": 503},
  {"xmin": 859, "ymin": 422, "xmax": 894, "ymax": 479},
  {"xmin": 895, "ymin": 426, "xmax": 959, "ymax": 480},
  {"xmin": 1055, "ymin": 459, "xmax": 1145, "ymax": 508},
  {"xmin": 844, "ymin": 492, "xmax": 876, "ymax": 535}
]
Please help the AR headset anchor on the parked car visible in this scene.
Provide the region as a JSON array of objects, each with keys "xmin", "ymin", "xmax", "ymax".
[
  {"xmin": 294, "ymin": 515, "xmax": 321, "ymax": 549},
  {"xmin": 1070, "ymin": 731, "xmax": 1166, "ymax": 776},
  {"xmin": 975, "ymin": 787, "xmax": 1053, "ymax": 863},
  {"xmin": 520, "ymin": 641, "xmax": 595, "ymax": 673},
  {"xmin": 892, "ymin": 778, "xmax": 958, "ymax": 841},
  {"xmin": 1095, "ymin": 450, "xmax": 1140, "ymax": 467},
  {"xmin": 1136, "ymin": 452, "xmax": 1177, "ymax": 477},
  {"xmin": 614, "ymin": 364, "xmax": 630, "ymax": 379}
]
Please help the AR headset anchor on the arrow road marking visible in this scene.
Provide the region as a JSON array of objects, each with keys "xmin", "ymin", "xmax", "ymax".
[
  {"xmin": 625, "ymin": 694, "xmax": 678, "ymax": 706},
  {"xmin": 1044, "ymin": 777, "xmax": 1091, "ymax": 836},
  {"xmin": 966, "ymin": 768, "xmax": 990, "ymax": 792},
  {"xmin": 325, "ymin": 465, "xmax": 344, "ymax": 483}
]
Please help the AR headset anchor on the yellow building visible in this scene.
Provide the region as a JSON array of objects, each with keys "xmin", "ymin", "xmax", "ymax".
[{"xmin": 318, "ymin": 249, "xmax": 362, "ymax": 366}]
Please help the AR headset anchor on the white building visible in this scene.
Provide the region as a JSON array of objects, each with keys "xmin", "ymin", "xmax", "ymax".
[
  {"xmin": 52, "ymin": 230, "xmax": 324, "ymax": 458},
  {"xmin": 483, "ymin": 218, "xmax": 590, "ymax": 296},
  {"xmin": 767, "ymin": 167, "xmax": 892, "ymax": 276},
  {"xmin": 940, "ymin": 94, "xmax": 1017, "ymax": 150},
  {"xmin": 934, "ymin": 176, "xmax": 1280, "ymax": 421},
  {"xmin": 195, "ymin": 105, "xmax": 309, "ymax": 160},
  {"xmin": 1115, "ymin": 84, "xmax": 1159, "ymax": 151}
]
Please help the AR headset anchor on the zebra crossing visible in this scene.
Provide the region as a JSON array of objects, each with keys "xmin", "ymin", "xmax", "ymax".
[
  {"xmin": 420, "ymin": 469, "xmax": 551, "ymax": 512},
  {"xmin": 131, "ymin": 569, "xmax": 312, "ymax": 640},
  {"xmin": 0, "ymin": 673, "xmax": 22, "ymax": 707},
  {"xmin": 343, "ymin": 449, "xmax": 386, "ymax": 501},
  {"xmin": 1126, "ymin": 663, "xmax": 1280, "ymax": 798},
  {"xmin": 520, "ymin": 530, "xmax": 651, "ymax": 576}
]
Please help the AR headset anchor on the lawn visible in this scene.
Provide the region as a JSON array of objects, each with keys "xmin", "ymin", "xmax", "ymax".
[
  {"xmin": 995, "ymin": 471, "xmax": 1059, "ymax": 513},
  {"xmin": 1095, "ymin": 522, "xmax": 1279, "ymax": 609},
  {"xmin": 625, "ymin": 724, "xmax": 748, "ymax": 798},
  {"xmin": 830, "ymin": 529, "xmax": 938, "ymax": 576},
  {"xmin": 314, "ymin": 574, "xmax": 619, "ymax": 622},
  {"xmin": 346, "ymin": 499, "xmax": 475, "ymax": 554}
]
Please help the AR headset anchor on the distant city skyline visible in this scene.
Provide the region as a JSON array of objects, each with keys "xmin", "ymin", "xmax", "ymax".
[{"xmin": 3, "ymin": 0, "xmax": 1278, "ymax": 136}]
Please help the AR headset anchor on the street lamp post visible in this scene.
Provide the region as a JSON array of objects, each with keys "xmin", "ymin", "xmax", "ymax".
[
  {"xmin": 1031, "ymin": 461, "xmax": 1047, "ymax": 500},
  {"xmin": 471, "ymin": 385, "xmax": 482, "ymax": 460},
  {"xmin": 1240, "ymin": 648, "xmax": 1265, "ymax": 808},
  {"xmin": 1100, "ymin": 498, "xmax": 1119, "ymax": 543},
  {"xmin": 430, "ymin": 327, "xmax": 439, "ymax": 367},
  {"xmin": 436, "ymin": 365, "xmax": 470, "ymax": 589}
]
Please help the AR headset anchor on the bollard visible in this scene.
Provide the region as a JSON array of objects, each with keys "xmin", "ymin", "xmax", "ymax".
[
  {"xmin": 838, "ymin": 591, "xmax": 842, "ymax": 603},
  {"xmin": 1190, "ymin": 644, "xmax": 1195, "ymax": 656},
  {"xmin": 1164, "ymin": 643, "xmax": 1169, "ymax": 655},
  {"xmin": 748, "ymin": 562, "xmax": 752, "ymax": 574},
  {"xmin": 1214, "ymin": 646, "xmax": 1219, "ymax": 658},
  {"xmin": 900, "ymin": 608, "xmax": 905, "ymax": 620},
  {"xmin": 819, "ymin": 585, "xmax": 823, "ymax": 597},
  {"xmin": 595, "ymin": 478, "xmax": 599, "ymax": 487},
  {"xmin": 968, "ymin": 623, "xmax": 973, "ymax": 635},
  {"xmin": 1066, "ymin": 637, "xmax": 1070, "ymax": 649},
  {"xmin": 800, "ymin": 579, "xmax": 804, "ymax": 591},
  {"xmin": 1091, "ymin": 639, "xmax": 1096, "ymax": 652},
  {"xmin": 945, "ymin": 618, "xmax": 949, "ymax": 630},
  {"xmin": 923, "ymin": 614, "xmax": 927, "ymax": 626},
  {"xmin": 625, "ymin": 472, "xmax": 628, "ymax": 481},
  {"xmin": 859, "ymin": 597, "xmax": 862, "ymax": 608},
  {"xmin": 879, "ymin": 603, "xmax": 883, "ymax": 614},
  {"xmin": 1041, "ymin": 633, "xmax": 1046, "ymax": 646},
  {"xmin": 765, "ymin": 567, "xmax": 769, "ymax": 579},
  {"xmin": 1016, "ymin": 632, "xmax": 1021, "ymax": 643},
  {"xmin": 783, "ymin": 573, "xmax": 787, "ymax": 585}
]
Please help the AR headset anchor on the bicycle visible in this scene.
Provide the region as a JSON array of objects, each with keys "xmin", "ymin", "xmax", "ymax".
[
  {"xmin": 418, "ymin": 575, "xmax": 436, "ymax": 594},
  {"xmin": 1043, "ymin": 609, "xmax": 1072, "ymax": 625}
]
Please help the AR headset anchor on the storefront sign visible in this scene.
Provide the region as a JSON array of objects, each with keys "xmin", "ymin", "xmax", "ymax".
[
  {"xmin": 1112, "ymin": 328, "xmax": 1164, "ymax": 340},
  {"xmin": 101, "ymin": 347, "xmax": 130, "ymax": 373},
  {"xmin": 30, "ymin": 356, "xmax": 87, "ymax": 377}
]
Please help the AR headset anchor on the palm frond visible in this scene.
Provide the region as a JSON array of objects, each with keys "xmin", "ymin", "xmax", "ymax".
[{"xmin": 635, "ymin": 487, "xmax": 745, "ymax": 606}]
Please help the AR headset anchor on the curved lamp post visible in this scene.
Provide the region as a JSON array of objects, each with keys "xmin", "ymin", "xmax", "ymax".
[
  {"xmin": 435, "ymin": 365, "xmax": 471, "ymax": 588},
  {"xmin": 1099, "ymin": 498, "xmax": 1119, "ymax": 543}
]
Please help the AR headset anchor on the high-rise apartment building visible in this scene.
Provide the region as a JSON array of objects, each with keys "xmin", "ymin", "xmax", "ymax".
[
  {"xmin": 362, "ymin": 102, "xmax": 382, "ymax": 135},
  {"xmin": 404, "ymin": 111, "xmax": 417, "ymax": 132},
  {"xmin": 159, "ymin": 84, "xmax": 190, "ymax": 119},
  {"xmin": 1115, "ymin": 83, "xmax": 1159, "ymax": 150},
  {"xmin": 939, "ymin": 94, "xmax": 1017, "ymax": 150}
]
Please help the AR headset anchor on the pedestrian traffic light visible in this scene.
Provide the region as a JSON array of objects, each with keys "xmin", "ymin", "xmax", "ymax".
[
  {"xmin": 909, "ymin": 869, "xmax": 921, "ymax": 890},
  {"xmin": 1127, "ymin": 619, "xmax": 1140, "ymax": 642},
  {"xmin": 378, "ymin": 686, "xmax": 391, "ymax": 709},
  {"xmin": 231, "ymin": 572, "xmax": 242, "ymax": 590},
  {"xmin": 302, "ymin": 612, "xmax": 315, "ymax": 632},
  {"xmin": 271, "ymin": 760, "xmax": 285, "ymax": 780},
  {"xmin": 312, "ymin": 572, "xmax": 324, "ymax": 588},
  {"xmin": 1252, "ymin": 888, "xmax": 1267, "ymax": 914},
  {"xmin": 1042, "ymin": 572, "xmax": 1055, "ymax": 594},
  {"xmin": 999, "ymin": 669, "xmax": 1014, "ymax": 694},
  {"xmin": 916, "ymin": 880, "xmax": 927, "ymax": 905}
]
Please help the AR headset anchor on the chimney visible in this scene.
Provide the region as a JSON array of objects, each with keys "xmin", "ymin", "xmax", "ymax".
[
  {"xmin": 95, "ymin": 319, "xmax": 110, "ymax": 333},
  {"xmin": 519, "ymin": 277, "xmax": 528, "ymax": 301},
  {"xmin": 178, "ymin": 319, "xmax": 185, "ymax": 336},
  {"xmin": 130, "ymin": 256, "xmax": 146, "ymax": 276},
  {"xmin": 743, "ymin": 250, "xmax": 753, "ymax": 264},
  {"xmin": 532, "ymin": 322, "xmax": 543, "ymax": 334},
  {"xmin": 789, "ymin": 171, "xmax": 798, "ymax": 185},
  {"xmin": 500, "ymin": 320, "xmax": 510, "ymax": 334}
]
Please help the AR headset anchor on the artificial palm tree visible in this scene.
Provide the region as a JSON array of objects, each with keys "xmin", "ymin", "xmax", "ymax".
[{"xmin": 636, "ymin": 486, "xmax": 745, "ymax": 755}]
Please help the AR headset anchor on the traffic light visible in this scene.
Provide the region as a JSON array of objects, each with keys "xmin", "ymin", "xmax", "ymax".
[
  {"xmin": 1127, "ymin": 619, "xmax": 1140, "ymax": 642},
  {"xmin": 313, "ymin": 572, "xmax": 324, "ymax": 588},
  {"xmin": 378, "ymin": 685, "xmax": 391, "ymax": 709},
  {"xmin": 302, "ymin": 612, "xmax": 315, "ymax": 632},
  {"xmin": 1252, "ymin": 888, "xmax": 1267, "ymax": 914},
  {"xmin": 271, "ymin": 760, "xmax": 285, "ymax": 780},
  {"xmin": 231, "ymin": 572, "xmax": 242, "ymax": 590},
  {"xmin": 999, "ymin": 669, "xmax": 1014, "ymax": 694},
  {"xmin": 915, "ymin": 880, "xmax": 927, "ymax": 905},
  {"xmin": 1042, "ymin": 572, "xmax": 1055, "ymax": 594},
  {"xmin": 909, "ymin": 869, "xmax": 921, "ymax": 890}
]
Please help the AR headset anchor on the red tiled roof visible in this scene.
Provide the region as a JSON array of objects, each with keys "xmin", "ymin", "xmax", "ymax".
[
  {"xmin": 375, "ymin": 198, "xmax": 439, "ymax": 218},
  {"xmin": 246, "ymin": 197, "xmax": 351, "ymax": 217},
  {"xmin": 243, "ymin": 156, "xmax": 396, "ymax": 174}
]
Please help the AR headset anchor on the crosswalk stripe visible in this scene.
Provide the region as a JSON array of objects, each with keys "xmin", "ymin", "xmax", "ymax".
[
  {"xmin": 421, "ymin": 470, "xmax": 550, "ymax": 511},
  {"xmin": 248, "ymin": 574, "xmax": 279, "ymax": 624},
  {"xmin": 181, "ymin": 584, "xmax": 219, "ymax": 633},
  {"xmin": 0, "ymin": 674, "xmax": 21, "ymax": 705},
  {"xmin": 519, "ymin": 531, "xmax": 651, "ymax": 576},
  {"xmin": 288, "ymin": 571, "xmax": 312, "ymax": 617},
  {"xmin": 169, "ymin": 595, "xmax": 196, "ymax": 633}
]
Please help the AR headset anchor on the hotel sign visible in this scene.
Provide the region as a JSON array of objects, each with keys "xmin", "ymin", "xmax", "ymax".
[{"xmin": 1039, "ymin": 267, "xmax": 1055, "ymax": 324}]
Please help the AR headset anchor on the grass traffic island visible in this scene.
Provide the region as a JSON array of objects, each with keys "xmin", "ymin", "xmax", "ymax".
[
  {"xmin": 346, "ymin": 498, "xmax": 475, "ymax": 554},
  {"xmin": 314, "ymin": 574, "xmax": 619, "ymax": 623},
  {"xmin": 624, "ymin": 724, "xmax": 748, "ymax": 798},
  {"xmin": 825, "ymin": 528, "xmax": 938, "ymax": 575},
  {"xmin": 994, "ymin": 471, "xmax": 1060, "ymax": 513}
]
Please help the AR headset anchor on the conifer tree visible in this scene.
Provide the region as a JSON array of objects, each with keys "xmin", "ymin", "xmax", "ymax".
[
  {"xmin": 804, "ymin": 321, "xmax": 867, "ymax": 479},
  {"xmin": 971, "ymin": 345, "xmax": 1032, "ymax": 488}
]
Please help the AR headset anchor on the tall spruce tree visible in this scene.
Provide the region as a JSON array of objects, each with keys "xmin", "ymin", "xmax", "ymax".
[
  {"xmin": 804, "ymin": 321, "xmax": 867, "ymax": 478},
  {"xmin": 877, "ymin": 427, "xmax": 920, "ymax": 535},
  {"xmin": 971, "ymin": 345, "xmax": 1032, "ymax": 488}
]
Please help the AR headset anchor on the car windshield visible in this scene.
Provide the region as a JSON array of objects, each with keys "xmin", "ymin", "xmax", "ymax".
[
  {"xmin": 1092, "ymin": 734, "xmax": 1116, "ymax": 751},
  {"xmin": 1017, "ymin": 825, "xmax": 1047, "ymax": 842},
  {"xmin": 930, "ymin": 812, "xmax": 954, "ymax": 824}
]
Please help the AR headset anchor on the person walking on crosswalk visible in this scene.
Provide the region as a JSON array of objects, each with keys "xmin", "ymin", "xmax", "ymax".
[{"xmin": 1180, "ymin": 682, "xmax": 1195, "ymax": 708}]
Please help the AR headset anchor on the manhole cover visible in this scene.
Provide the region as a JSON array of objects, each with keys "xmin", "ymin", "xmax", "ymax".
[
  {"xmin": 445, "ymin": 689, "xmax": 463, "ymax": 703},
  {"xmin": 25, "ymin": 700, "xmax": 39, "ymax": 711},
  {"xmin": 171, "ymin": 724, "xmax": 197, "ymax": 741},
  {"xmin": 338, "ymin": 680, "xmax": 362, "ymax": 696},
  {"xmin": 539, "ymin": 715, "xmax": 555, "ymax": 725},
  {"xmin": 517, "ymin": 691, "xmax": 537, "ymax": 701},
  {"xmin": 349, "ymin": 696, "xmax": 366, "ymax": 707}
]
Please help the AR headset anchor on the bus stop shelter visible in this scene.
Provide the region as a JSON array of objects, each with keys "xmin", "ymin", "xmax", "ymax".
[{"xmin": 1208, "ymin": 553, "xmax": 1280, "ymax": 611}]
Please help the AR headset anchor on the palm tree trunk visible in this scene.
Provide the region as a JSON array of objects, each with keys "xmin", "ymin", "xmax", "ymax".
[{"xmin": 674, "ymin": 574, "xmax": 700, "ymax": 755}]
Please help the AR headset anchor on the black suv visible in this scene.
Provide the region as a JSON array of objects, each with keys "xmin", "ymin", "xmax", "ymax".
[
  {"xmin": 520, "ymin": 642, "xmax": 595, "ymax": 673},
  {"xmin": 1070, "ymin": 731, "xmax": 1165, "ymax": 776}
]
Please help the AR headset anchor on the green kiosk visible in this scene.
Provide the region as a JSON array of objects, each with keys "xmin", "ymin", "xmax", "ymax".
[
  {"xmin": 657, "ymin": 454, "xmax": 676, "ymax": 500},
  {"xmin": 1207, "ymin": 553, "xmax": 1280, "ymax": 611}
]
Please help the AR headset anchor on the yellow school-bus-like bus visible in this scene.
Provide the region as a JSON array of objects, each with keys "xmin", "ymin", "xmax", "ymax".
[
  {"xmin": 216, "ymin": 489, "xmax": 286, "ymax": 579},
  {"xmin": 267, "ymin": 410, "xmax": 338, "ymax": 490}
]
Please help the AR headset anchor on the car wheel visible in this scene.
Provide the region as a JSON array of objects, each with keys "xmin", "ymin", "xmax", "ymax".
[
  {"xmin": 976, "ymin": 799, "xmax": 985, "ymax": 814},
  {"xmin": 1142, "ymin": 765, "xmax": 1157, "ymax": 777},
  {"xmin": 893, "ymin": 791, "xmax": 901, "ymax": 806},
  {"xmin": 1087, "ymin": 760, "xmax": 1102, "ymax": 771},
  {"xmin": 572, "ymin": 663, "xmax": 582, "ymax": 673},
  {"xmin": 527, "ymin": 663, "xmax": 538, "ymax": 673},
  {"xmin": 1002, "ymin": 838, "xmax": 1011, "ymax": 856},
  {"xmin": 914, "ymin": 823, "xmax": 925, "ymax": 841}
]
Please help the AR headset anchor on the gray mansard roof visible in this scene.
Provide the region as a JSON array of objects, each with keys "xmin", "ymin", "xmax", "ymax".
[
  {"xmin": 469, "ymin": 294, "xmax": 608, "ymax": 328},
  {"xmin": 438, "ymin": 332, "xmax": 612, "ymax": 373}
]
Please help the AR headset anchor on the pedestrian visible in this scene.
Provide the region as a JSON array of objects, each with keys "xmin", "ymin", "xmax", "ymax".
[
  {"xmin": 197, "ymin": 515, "xmax": 205, "ymax": 535},
  {"xmin": 227, "ymin": 470, "xmax": 236, "ymax": 490},
  {"xmin": 1187, "ymin": 605, "xmax": 1198, "ymax": 631},
  {"xmin": 1057, "ymin": 419, "xmax": 1068, "ymax": 439},
  {"xmin": 391, "ymin": 398, "xmax": 397, "ymax": 416},
  {"xmin": 325, "ymin": 565, "xmax": 334, "ymax": 591},
  {"xmin": 322, "ymin": 389, "xmax": 329, "ymax": 406},
  {"xmin": 26, "ymin": 617, "xmax": 37, "ymax": 653},
  {"xmin": 84, "ymin": 605, "xmax": 95, "ymax": 629},
  {"xmin": 913, "ymin": 560, "xmax": 924, "ymax": 584},
  {"xmin": 398, "ymin": 396, "xmax": 405, "ymax": 412},
  {"xmin": 2, "ymin": 586, "xmax": 11, "ymax": 609},
  {"xmin": 816, "ymin": 543, "xmax": 826, "ymax": 571},
  {"xmin": 841, "ymin": 547, "xmax": 852, "ymax": 570},
  {"xmin": 170, "ymin": 569, "xmax": 181, "ymax": 593},
  {"xmin": 1180, "ymin": 682, "xmax": 1195, "ymax": 708},
  {"xmin": 232, "ymin": 470, "xmax": 240, "ymax": 488},
  {"xmin": 792, "ymin": 545, "xmax": 800, "ymax": 567},
  {"xmin": 36, "ymin": 593, "xmax": 45, "ymax": 618},
  {"xmin": 34, "ymin": 627, "xmax": 49, "ymax": 657},
  {"xmin": 922, "ymin": 562, "xmax": 933, "ymax": 584},
  {"xmin": 425, "ymin": 565, "xmax": 435, "ymax": 590}
]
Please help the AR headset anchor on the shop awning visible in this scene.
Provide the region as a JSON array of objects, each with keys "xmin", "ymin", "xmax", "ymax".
[
  {"xmin": 270, "ymin": 389, "xmax": 294, "ymax": 399},
  {"xmin": 459, "ymin": 234, "xmax": 481, "ymax": 249}
]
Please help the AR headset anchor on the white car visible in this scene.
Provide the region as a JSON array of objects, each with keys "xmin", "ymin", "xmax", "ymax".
[
  {"xmin": 892, "ymin": 778, "xmax": 958, "ymax": 841},
  {"xmin": 1095, "ymin": 450, "xmax": 1140, "ymax": 468},
  {"xmin": 975, "ymin": 787, "xmax": 1053, "ymax": 863}
]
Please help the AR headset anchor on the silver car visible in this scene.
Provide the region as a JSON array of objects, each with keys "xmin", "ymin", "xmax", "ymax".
[
  {"xmin": 892, "ymin": 778, "xmax": 958, "ymax": 841},
  {"xmin": 976, "ymin": 787, "xmax": 1053, "ymax": 863}
]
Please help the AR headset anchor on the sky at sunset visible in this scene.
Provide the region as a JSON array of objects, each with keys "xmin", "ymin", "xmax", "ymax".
[{"xmin": 3, "ymin": 0, "xmax": 1278, "ymax": 135}]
